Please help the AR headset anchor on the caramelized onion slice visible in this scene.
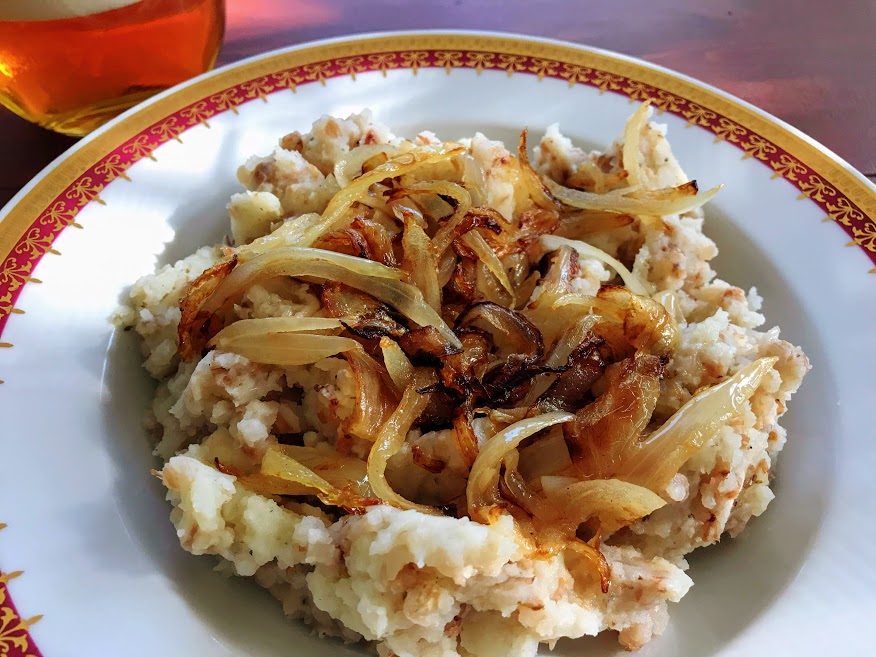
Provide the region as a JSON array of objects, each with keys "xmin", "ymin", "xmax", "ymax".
[
  {"xmin": 272, "ymin": 444, "xmax": 371, "ymax": 497},
  {"xmin": 401, "ymin": 217, "xmax": 441, "ymax": 311},
  {"xmin": 540, "ymin": 477, "xmax": 665, "ymax": 535},
  {"xmin": 653, "ymin": 289, "xmax": 683, "ymax": 325},
  {"xmin": 214, "ymin": 332, "xmax": 360, "ymax": 366},
  {"xmin": 417, "ymin": 193, "xmax": 455, "ymax": 220},
  {"xmin": 390, "ymin": 180, "xmax": 471, "ymax": 216},
  {"xmin": 467, "ymin": 411, "xmax": 573, "ymax": 522},
  {"xmin": 437, "ymin": 250, "xmax": 457, "ymax": 289},
  {"xmin": 541, "ymin": 235, "xmax": 652, "ymax": 296},
  {"xmin": 432, "ymin": 206, "xmax": 502, "ymax": 259},
  {"xmin": 554, "ymin": 285, "xmax": 678, "ymax": 356},
  {"xmin": 439, "ymin": 330, "xmax": 492, "ymax": 395},
  {"xmin": 344, "ymin": 347, "xmax": 399, "ymax": 442},
  {"xmin": 554, "ymin": 211, "xmax": 634, "ymax": 238},
  {"xmin": 446, "ymin": 253, "xmax": 480, "ymax": 304},
  {"xmin": 461, "ymin": 231, "xmax": 516, "ymax": 302},
  {"xmin": 534, "ymin": 334, "xmax": 605, "ymax": 413},
  {"xmin": 568, "ymin": 353, "xmax": 664, "ymax": 478},
  {"xmin": 232, "ymin": 471, "xmax": 316, "ymax": 497},
  {"xmin": 522, "ymin": 246, "xmax": 586, "ymax": 344},
  {"xmin": 398, "ymin": 326, "xmax": 462, "ymax": 361},
  {"xmin": 341, "ymin": 309, "xmax": 406, "ymax": 340},
  {"xmin": 454, "ymin": 303, "xmax": 543, "ymax": 404},
  {"xmin": 261, "ymin": 446, "xmax": 376, "ymax": 511},
  {"xmin": 201, "ymin": 247, "xmax": 461, "ymax": 349},
  {"xmin": 501, "ymin": 449, "xmax": 547, "ymax": 516},
  {"xmin": 178, "ymin": 256, "xmax": 238, "ymax": 361},
  {"xmin": 564, "ymin": 537, "xmax": 611, "ymax": 594},
  {"xmin": 389, "ymin": 197, "xmax": 425, "ymax": 224},
  {"xmin": 362, "ymin": 151, "xmax": 390, "ymax": 173},
  {"xmin": 565, "ymin": 159, "xmax": 629, "ymax": 194},
  {"xmin": 379, "ymin": 336, "xmax": 414, "ymax": 392},
  {"xmin": 318, "ymin": 218, "xmax": 397, "ymax": 267},
  {"xmin": 367, "ymin": 380, "xmax": 440, "ymax": 514},
  {"xmin": 544, "ymin": 176, "xmax": 721, "ymax": 218},
  {"xmin": 517, "ymin": 429, "xmax": 572, "ymax": 481},
  {"xmin": 487, "ymin": 207, "xmax": 560, "ymax": 259},
  {"xmin": 518, "ymin": 129, "xmax": 559, "ymax": 210},
  {"xmin": 456, "ymin": 301, "xmax": 543, "ymax": 364},
  {"xmin": 474, "ymin": 258, "xmax": 511, "ymax": 307},
  {"xmin": 619, "ymin": 357, "xmax": 777, "ymax": 492},
  {"xmin": 321, "ymin": 282, "xmax": 384, "ymax": 318},
  {"xmin": 544, "ymin": 315, "xmax": 601, "ymax": 369},
  {"xmin": 621, "ymin": 101, "xmax": 652, "ymax": 189},
  {"xmin": 208, "ymin": 317, "xmax": 345, "ymax": 346},
  {"xmin": 314, "ymin": 227, "xmax": 372, "ymax": 260},
  {"xmin": 261, "ymin": 449, "xmax": 338, "ymax": 497},
  {"xmin": 213, "ymin": 246, "xmax": 402, "ymax": 295},
  {"xmin": 334, "ymin": 144, "xmax": 399, "ymax": 188},
  {"xmin": 452, "ymin": 406, "xmax": 481, "ymax": 468},
  {"xmin": 629, "ymin": 180, "xmax": 700, "ymax": 202},
  {"xmin": 461, "ymin": 153, "xmax": 487, "ymax": 206},
  {"xmin": 234, "ymin": 214, "xmax": 324, "ymax": 261}
]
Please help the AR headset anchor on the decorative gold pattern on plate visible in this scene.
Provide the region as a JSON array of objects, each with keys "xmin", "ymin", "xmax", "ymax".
[
  {"xmin": 770, "ymin": 154, "xmax": 807, "ymax": 181},
  {"xmin": 400, "ymin": 50, "xmax": 429, "ymax": 74},
  {"xmin": 465, "ymin": 52, "xmax": 495, "ymax": 75},
  {"xmin": 240, "ymin": 76, "xmax": 275, "ymax": 101},
  {"xmin": 682, "ymin": 102, "xmax": 717, "ymax": 128},
  {"xmin": 271, "ymin": 68, "xmax": 304, "ymax": 92},
  {"xmin": 434, "ymin": 50, "xmax": 463, "ymax": 73},
  {"xmin": 179, "ymin": 101, "xmax": 214, "ymax": 128},
  {"xmin": 740, "ymin": 133, "xmax": 778, "ymax": 161},
  {"xmin": 713, "ymin": 117, "xmax": 748, "ymax": 143},
  {"xmin": 93, "ymin": 153, "xmax": 131, "ymax": 182},
  {"xmin": 336, "ymin": 56, "xmax": 368, "ymax": 80},
  {"xmin": 122, "ymin": 134, "xmax": 157, "ymax": 162},
  {"xmin": 0, "ymin": 526, "xmax": 43, "ymax": 657}
]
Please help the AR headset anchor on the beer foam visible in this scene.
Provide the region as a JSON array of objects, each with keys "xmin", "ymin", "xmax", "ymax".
[{"xmin": 0, "ymin": 0, "xmax": 144, "ymax": 21}]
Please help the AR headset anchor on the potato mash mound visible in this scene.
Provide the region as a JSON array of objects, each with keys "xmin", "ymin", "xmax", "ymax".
[{"xmin": 116, "ymin": 108, "xmax": 808, "ymax": 656}]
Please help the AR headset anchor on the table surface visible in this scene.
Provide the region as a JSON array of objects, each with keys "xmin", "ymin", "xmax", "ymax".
[{"xmin": 1, "ymin": 0, "xmax": 874, "ymax": 208}]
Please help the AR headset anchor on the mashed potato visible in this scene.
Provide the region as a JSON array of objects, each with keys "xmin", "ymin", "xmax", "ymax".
[{"xmin": 115, "ymin": 109, "xmax": 808, "ymax": 656}]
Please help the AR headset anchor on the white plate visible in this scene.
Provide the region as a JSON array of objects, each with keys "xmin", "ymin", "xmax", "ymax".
[{"xmin": 0, "ymin": 31, "xmax": 873, "ymax": 657}]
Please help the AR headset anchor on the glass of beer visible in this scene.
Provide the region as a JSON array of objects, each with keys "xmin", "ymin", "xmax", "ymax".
[{"xmin": 0, "ymin": 0, "xmax": 225, "ymax": 136}]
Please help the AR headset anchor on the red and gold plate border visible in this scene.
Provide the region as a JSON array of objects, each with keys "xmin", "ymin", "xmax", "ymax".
[
  {"xmin": 1, "ymin": 34, "xmax": 874, "ymax": 654},
  {"xmin": 0, "ymin": 529, "xmax": 42, "ymax": 657}
]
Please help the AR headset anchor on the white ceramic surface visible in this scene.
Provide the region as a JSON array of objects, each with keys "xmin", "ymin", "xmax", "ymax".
[{"xmin": 0, "ymin": 31, "xmax": 873, "ymax": 657}]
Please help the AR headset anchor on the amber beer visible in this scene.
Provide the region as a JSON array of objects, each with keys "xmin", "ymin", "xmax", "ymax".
[{"xmin": 0, "ymin": 0, "xmax": 224, "ymax": 135}]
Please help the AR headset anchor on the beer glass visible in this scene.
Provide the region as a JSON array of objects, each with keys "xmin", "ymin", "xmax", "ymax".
[{"xmin": 0, "ymin": 0, "xmax": 225, "ymax": 136}]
